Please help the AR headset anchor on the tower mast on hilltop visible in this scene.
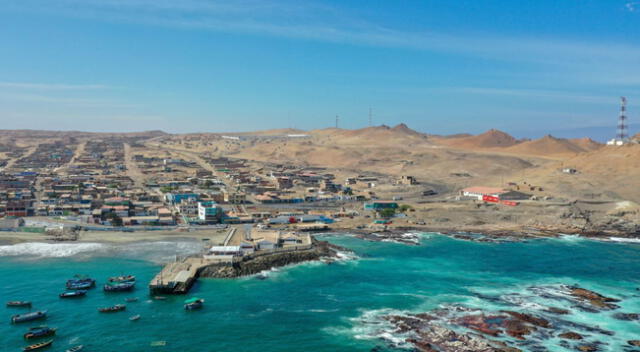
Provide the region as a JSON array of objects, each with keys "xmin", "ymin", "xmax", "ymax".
[
  {"xmin": 617, "ymin": 96, "xmax": 628, "ymax": 142},
  {"xmin": 335, "ymin": 115, "xmax": 339, "ymax": 129},
  {"xmin": 368, "ymin": 107, "xmax": 372, "ymax": 127}
]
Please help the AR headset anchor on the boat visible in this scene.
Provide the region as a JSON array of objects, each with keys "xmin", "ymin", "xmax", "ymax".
[
  {"xmin": 184, "ymin": 297, "xmax": 204, "ymax": 310},
  {"xmin": 108, "ymin": 275, "xmax": 135, "ymax": 283},
  {"xmin": 125, "ymin": 297, "xmax": 139, "ymax": 302},
  {"xmin": 7, "ymin": 301, "xmax": 32, "ymax": 307},
  {"xmin": 103, "ymin": 281, "xmax": 135, "ymax": 292},
  {"xmin": 23, "ymin": 339, "xmax": 53, "ymax": 351},
  {"xmin": 153, "ymin": 296, "xmax": 167, "ymax": 300},
  {"xmin": 65, "ymin": 346, "xmax": 83, "ymax": 352},
  {"xmin": 66, "ymin": 281, "xmax": 94, "ymax": 290},
  {"xmin": 59, "ymin": 290, "xmax": 87, "ymax": 298},
  {"xmin": 129, "ymin": 314, "xmax": 141, "ymax": 321},
  {"xmin": 98, "ymin": 304, "xmax": 126, "ymax": 313},
  {"xmin": 66, "ymin": 277, "xmax": 95, "ymax": 289},
  {"xmin": 24, "ymin": 326, "xmax": 56, "ymax": 340},
  {"xmin": 12, "ymin": 311, "xmax": 48, "ymax": 324}
]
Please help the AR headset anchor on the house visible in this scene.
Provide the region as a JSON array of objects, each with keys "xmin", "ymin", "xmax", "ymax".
[
  {"xmin": 239, "ymin": 242, "xmax": 255, "ymax": 255},
  {"xmin": 498, "ymin": 190, "xmax": 531, "ymax": 201},
  {"xmin": 398, "ymin": 175, "xmax": 418, "ymax": 185}
]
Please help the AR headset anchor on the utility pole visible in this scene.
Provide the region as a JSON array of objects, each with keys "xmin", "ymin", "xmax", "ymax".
[
  {"xmin": 335, "ymin": 115, "xmax": 339, "ymax": 129},
  {"xmin": 368, "ymin": 107, "xmax": 372, "ymax": 127}
]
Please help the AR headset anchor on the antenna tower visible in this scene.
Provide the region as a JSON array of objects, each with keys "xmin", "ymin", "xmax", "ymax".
[
  {"xmin": 617, "ymin": 96, "xmax": 628, "ymax": 141},
  {"xmin": 335, "ymin": 115, "xmax": 339, "ymax": 129},
  {"xmin": 368, "ymin": 107, "xmax": 372, "ymax": 127}
]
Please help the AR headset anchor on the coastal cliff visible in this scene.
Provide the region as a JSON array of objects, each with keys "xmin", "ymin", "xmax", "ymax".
[{"xmin": 198, "ymin": 240, "xmax": 344, "ymax": 278}]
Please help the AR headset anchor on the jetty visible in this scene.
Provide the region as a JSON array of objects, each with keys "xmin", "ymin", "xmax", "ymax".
[{"xmin": 148, "ymin": 257, "xmax": 212, "ymax": 295}]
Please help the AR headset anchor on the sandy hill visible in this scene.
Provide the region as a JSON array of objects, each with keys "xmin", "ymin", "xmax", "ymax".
[
  {"xmin": 569, "ymin": 137, "xmax": 602, "ymax": 152},
  {"xmin": 514, "ymin": 144, "xmax": 640, "ymax": 201},
  {"xmin": 234, "ymin": 128, "xmax": 306, "ymax": 136},
  {"xmin": 309, "ymin": 124, "xmax": 428, "ymax": 146},
  {"xmin": 503, "ymin": 135, "xmax": 587, "ymax": 157},
  {"xmin": 436, "ymin": 129, "xmax": 519, "ymax": 149}
]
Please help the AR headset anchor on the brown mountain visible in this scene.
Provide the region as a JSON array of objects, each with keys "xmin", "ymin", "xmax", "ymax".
[
  {"xmin": 569, "ymin": 137, "xmax": 603, "ymax": 152},
  {"xmin": 437, "ymin": 129, "xmax": 519, "ymax": 149},
  {"xmin": 504, "ymin": 135, "xmax": 587, "ymax": 157}
]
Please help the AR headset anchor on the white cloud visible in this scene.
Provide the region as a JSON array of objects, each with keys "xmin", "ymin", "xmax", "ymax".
[{"xmin": 626, "ymin": 2, "xmax": 639, "ymax": 11}]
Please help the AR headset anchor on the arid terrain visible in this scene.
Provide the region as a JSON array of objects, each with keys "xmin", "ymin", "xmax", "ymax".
[{"xmin": 1, "ymin": 125, "xmax": 639, "ymax": 240}]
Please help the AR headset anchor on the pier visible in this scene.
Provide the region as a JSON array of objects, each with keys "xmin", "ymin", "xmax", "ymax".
[{"xmin": 149, "ymin": 257, "xmax": 215, "ymax": 295}]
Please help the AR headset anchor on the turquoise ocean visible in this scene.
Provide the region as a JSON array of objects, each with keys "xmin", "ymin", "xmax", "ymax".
[{"xmin": 1, "ymin": 234, "xmax": 639, "ymax": 351}]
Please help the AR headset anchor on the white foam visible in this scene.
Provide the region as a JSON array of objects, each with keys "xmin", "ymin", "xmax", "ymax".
[
  {"xmin": 0, "ymin": 242, "xmax": 107, "ymax": 258},
  {"xmin": 609, "ymin": 237, "xmax": 640, "ymax": 243}
]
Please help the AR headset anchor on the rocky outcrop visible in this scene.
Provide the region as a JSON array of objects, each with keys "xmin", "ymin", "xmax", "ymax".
[
  {"xmin": 199, "ymin": 240, "xmax": 346, "ymax": 278},
  {"xmin": 568, "ymin": 286, "xmax": 620, "ymax": 310},
  {"xmin": 558, "ymin": 332, "xmax": 583, "ymax": 340}
]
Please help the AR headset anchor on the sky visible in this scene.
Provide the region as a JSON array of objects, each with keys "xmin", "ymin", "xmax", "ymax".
[{"xmin": 0, "ymin": 0, "xmax": 639, "ymax": 139}]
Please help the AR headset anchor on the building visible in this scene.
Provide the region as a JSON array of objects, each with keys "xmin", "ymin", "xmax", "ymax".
[
  {"xmin": 165, "ymin": 193, "xmax": 198, "ymax": 205},
  {"xmin": 398, "ymin": 175, "xmax": 418, "ymax": 185},
  {"xmin": 364, "ymin": 201, "xmax": 398, "ymax": 211},
  {"xmin": 461, "ymin": 187, "xmax": 507, "ymax": 200},
  {"xmin": 198, "ymin": 201, "xmax": 221, "ymax": 222}
]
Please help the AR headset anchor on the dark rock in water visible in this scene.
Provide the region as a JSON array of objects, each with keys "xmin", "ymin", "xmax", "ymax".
[
  {"xmin": 576, "ymin": 344, "xmax": 598, "ymax": 352},
  {"xmin": 502, "ymin": 311, "xmax": 550, "ymax": 328},
  {"xmin": 546, "ymin": 307, "xmax": 570, "ymax": 315},
  {"xmin": 629, "ymin": 340, "xmax": 640, "ymax": 347},
  {"xmin": 559, "ymin": 331, "xmax": 583, "ymax": 340},
  {"xmin": 612, "ymin": 313, "xmax": 640, "ymax": 321},
  {"xmin": 503, "ymin": 318, "xmax": 534, "ymax": 340},
  {"xmin": 567, "ymin": 286, "xmax": 620, "ymax": 310}
]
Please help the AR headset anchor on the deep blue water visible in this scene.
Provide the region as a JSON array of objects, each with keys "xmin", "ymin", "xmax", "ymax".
[{"xmin": 1, "ymin": 234, "xmax": 639, "ymax": 351}]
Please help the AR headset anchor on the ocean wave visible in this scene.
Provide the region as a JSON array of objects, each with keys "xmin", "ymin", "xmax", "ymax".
[
  {"xmin": 0, "ymin": 240, "xmax": 204, "ymax": 261},
  {"xmin": 0, "ymin": 242, "xmax": 107, "ymax": 258}
]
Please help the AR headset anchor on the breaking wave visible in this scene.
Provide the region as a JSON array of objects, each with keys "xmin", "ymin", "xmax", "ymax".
[{"xmin": 0, "ymin": 240, "xmax": 204, "ymax": 262}]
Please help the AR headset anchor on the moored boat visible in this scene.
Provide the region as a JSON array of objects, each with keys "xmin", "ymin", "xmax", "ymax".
[
  {"xmin": 12, "ymin": 311, "xmax": 48, "ymax": 324},
  {"xmin": 108, "ymin": 275, "xmax": 135, "ymax": 283},
  {"xmin": 98, "ymin": 304, "xmax": 126, "ymax": 313},
  {"xmin": 23, "ymin": 339, "xmax": 52, "ymax": 351},
  {"xmin": 65, "ymin": 346, "xmax": 83, "ymax": 352},
  {"xmin": 66, "ymin": 276, "xmax": 95, "ymax": 289},
  {"xmin": 129, "ymin": 314, "xmax": 141, "ymax": 321},
  {"xmin": 59, "ymin": 290, "xmax": 87, "ymax": 298},
  {"xmin": 125, "ymin": 297, "xmax": 139, "ymax": 302},
  {"xmin": 24, "ymin": 326, "xmax": 56, "ymax": 340},
  {"xmin": 7, "ymin": 301, "xmax": 32, "ymax": 307},
  {"xmin": 103, "ymin": 281, "xmax": 135, "ymax": 292},
  {"xmin": 184, "ymin": 297, "xmax": 204, "ymax": 310}
]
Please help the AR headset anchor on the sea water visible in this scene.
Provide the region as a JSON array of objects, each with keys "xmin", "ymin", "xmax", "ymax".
[{"xmin": 0, "ymin": 234, "xmax": 639, "ymax": 351}]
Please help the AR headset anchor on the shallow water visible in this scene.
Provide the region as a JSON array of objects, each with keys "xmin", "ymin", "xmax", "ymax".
[{"xmin": 1, "ymin": 234, "xmax": 638, "ymax": 351}]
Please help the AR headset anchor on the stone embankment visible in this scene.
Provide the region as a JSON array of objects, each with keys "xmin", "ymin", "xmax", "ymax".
[{"xmin": 199, "ymin": 240, "xmax": 345, "ymax": 278}]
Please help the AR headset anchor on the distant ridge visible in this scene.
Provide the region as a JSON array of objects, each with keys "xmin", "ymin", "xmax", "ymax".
[
  {"xmin": 438, "ymin": 129, "xmax": 519, "ymax": 149},
  {"xmin": 504, "ymin": 135, "xmax": 587, "ymax": 157}
]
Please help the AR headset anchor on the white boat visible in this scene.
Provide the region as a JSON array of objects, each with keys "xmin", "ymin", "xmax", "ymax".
[
  {"xmin": 66, "ymin": 346, "xmax": 84, "ymax": 352},
  {"xmin": 129, "ymin": 314, "xmax": 141, "ymax": 321}
]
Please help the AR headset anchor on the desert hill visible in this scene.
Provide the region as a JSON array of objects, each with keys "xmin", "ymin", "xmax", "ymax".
[
  {"xmin": 569, "ymin": 137, "xmax": 603, "ymax": 152},
  {"xmin": 503, "ymin": 135, "xmax": 590, "ymax": 158},
  {"xmin": 436, "ymin": 129, "xmax": 519, "ymax": 149}
]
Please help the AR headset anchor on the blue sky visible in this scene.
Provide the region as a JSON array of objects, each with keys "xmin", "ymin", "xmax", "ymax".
[{"xmin": 0, "ymin": 0, "xmax": 639, "ymax": 138}]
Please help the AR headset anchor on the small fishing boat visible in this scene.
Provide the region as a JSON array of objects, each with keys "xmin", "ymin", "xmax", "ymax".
[
  {"xmin": 59, "ymin": 290, "xmax": 87, "ymax": 298},
  {"xmin": 23, "ymin": 339, "xmax": 52, "ymax": 351},
  {"xmin": 125, "ymin": 297, "xmax": 139, "ymax": 302},
  {"xmin": 103, "ymin": 282, "xmax": 135, "ymax": 292},
  {"xmin": 98, "ymin": 304, "xmax": 126, "ymax": 313},
  {"xmin": 12, "ymin": 311, "xmax": 47, "ymax": 324},
  {"xmin": 24, "ymin": 326, "xmax": 56, "ymax": 340},
  {"xmin": 7, "ymin": 301, "xmax": 32, "ymax": 307},
  {"xmin": 108, "ymin": 275, "xmax": 135, "ymax": 283},
  {"xmin": 66, "ymin": 276, "xmax": 95, "ymax": 289},
  {"xmin": 129, "ymin": 314, "xmax": 141, "ymax": 321},
  {"xmin": 153, "ymin": 296, "xmax": 167, "ymax": 300},
  {"xmin": 65, "ymin": 346, "xmax": 83, "ymax": 352},
  {"xmin": 66, "ymin": 281, "xmax": 94, "ymax": 290},
  {"xmin": 184, "ymin": 297, "xmax": 204, "ymax": 310}
]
